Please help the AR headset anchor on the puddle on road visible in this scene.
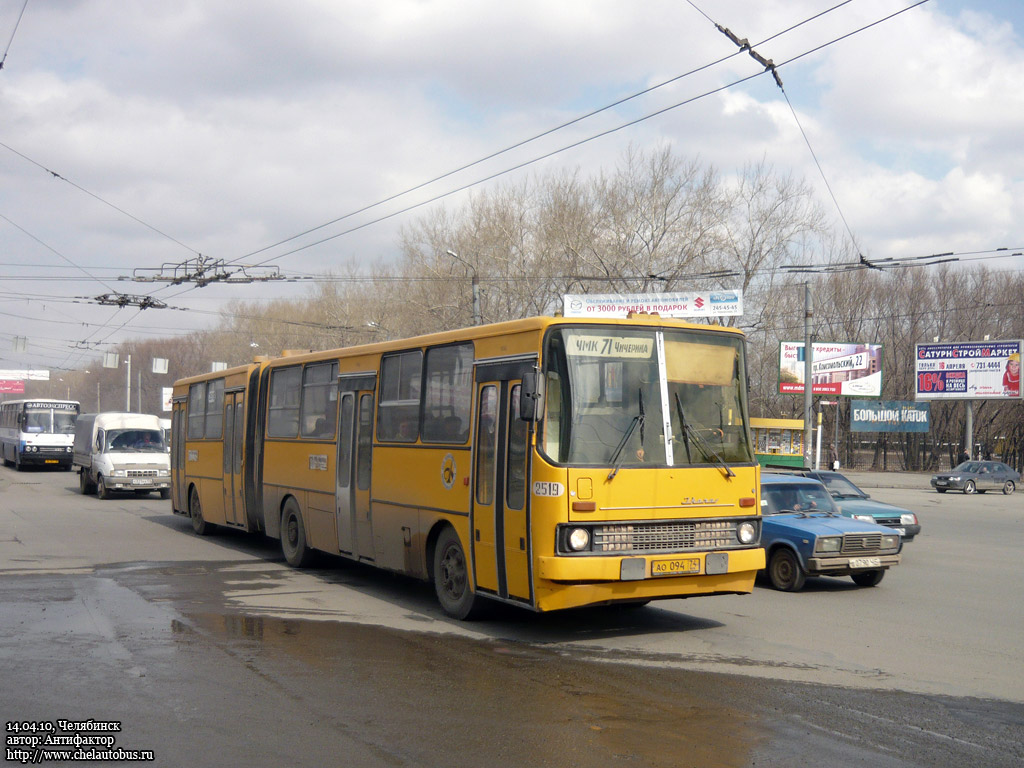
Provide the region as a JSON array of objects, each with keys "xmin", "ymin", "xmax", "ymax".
[{"xmin": 173, "ymin": 609, "xmax": 765, "ymax": 768}]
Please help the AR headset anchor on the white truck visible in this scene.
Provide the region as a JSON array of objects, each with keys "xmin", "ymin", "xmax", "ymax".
[{"xmin": 73, "ymin": 412, "xmax": 171, "ymax": 499}]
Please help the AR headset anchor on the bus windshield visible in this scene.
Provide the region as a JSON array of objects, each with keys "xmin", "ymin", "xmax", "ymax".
[
  {"xmin": 24, "ymin": 407, "xmax": 78, "ymax": 434},
  {"xmin": 540, "ymin": 326, "xmax": 753, "ymax": 468}
]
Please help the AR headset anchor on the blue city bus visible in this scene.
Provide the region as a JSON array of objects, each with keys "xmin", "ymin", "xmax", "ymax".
[{"xmin": 0, "ymin": 398, "xmax": 80, "ymax": 470}]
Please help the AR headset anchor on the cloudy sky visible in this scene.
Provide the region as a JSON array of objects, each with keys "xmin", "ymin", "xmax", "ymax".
[{"xmin": 0, "ymin": 0, "xmax": 1021, "ymax": 374}]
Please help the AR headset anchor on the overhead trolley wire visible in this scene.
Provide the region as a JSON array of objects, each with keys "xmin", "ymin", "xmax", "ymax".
[
  {"xmin": 0, "ymin": 0, "xmax": 29, "ymax": 72},
  {"xmin": 230, "ymin": 0, "xmax": 867, "ymax": 270}
]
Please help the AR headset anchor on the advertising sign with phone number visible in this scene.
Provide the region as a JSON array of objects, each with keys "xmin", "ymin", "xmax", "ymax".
[{"xmin": 914, "ymin": 340, "xmax": 1022, "ymax": 400}]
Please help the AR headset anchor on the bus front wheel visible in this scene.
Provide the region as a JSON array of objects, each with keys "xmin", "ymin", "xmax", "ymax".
[
  {"xmin": 281, "ymin": 499, "xmax": 313, "ymax": 567},
  {"xmin": 433, "ymin": 527, "xmax": 480, "ymax": 620}
]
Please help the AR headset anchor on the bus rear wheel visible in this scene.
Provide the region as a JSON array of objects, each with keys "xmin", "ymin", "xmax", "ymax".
[
  {"xmin": 281, "ymin": 499, "xmax": 313, "ymax": 567},
  {"xmin": 433, "ymin": 527, "xmax": 480, "ymax": 620},
  {"xmin": 189, "ymin": 489, "xmax": 214, "ymax": 536}
]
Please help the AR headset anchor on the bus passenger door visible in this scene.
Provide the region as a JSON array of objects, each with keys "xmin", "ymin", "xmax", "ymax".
[
  {"xmin": 472, "ymin": 377, "xmax": 532, "ymax": 604},
  {"xmin": 171, "ymin": 404, "xmax": 186, "ymax": 511},
  {"xmin": 336, "ymin": 389, "xmax": 375, "ymax": 559},
  {"xmin": 353, "ymin": 393, "xmax": 375, "ymax": 560},
  {"xmin": 222, "ymin": 392, "xmax": 246, "ymax": 526},
  {"xmin": 335, "ymin": 393, "xmax": 356, "ymax": 554}
]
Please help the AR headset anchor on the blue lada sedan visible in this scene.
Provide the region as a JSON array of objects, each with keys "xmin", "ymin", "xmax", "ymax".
[{"xmin": 760, "ymin": 474, "xmax": 902, "ymax": 591}]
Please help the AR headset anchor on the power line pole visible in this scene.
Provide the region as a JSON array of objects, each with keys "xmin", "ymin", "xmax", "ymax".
[{"xmin": 803, "ymin": 283, "xmax": 813, "ymax": 468}]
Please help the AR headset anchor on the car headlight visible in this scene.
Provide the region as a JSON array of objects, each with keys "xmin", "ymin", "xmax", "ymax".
[
  {"xmin": 900, "ymin": 513, "xmax": 917, "ymax": 525},
  {"xmin": 882, "ymin": 534, "xmax": 900, "ymax": 549},
  {"xmin": 567, "ymin": 528, "xmax": 591, "ymax": 552},
  {"xmin": 852, "ymin": 514, "xmax": 874, "ymax": 522},
  {"xmin": 112, "ymin": 469, "xmax": 127, "ymax": 477},
  {"xmin": 158, "ymin": 469, "xmax": 170, "ymax": 477},
  {"xmin": 816, "ymin": 536, "xmax": 842, "ymax": 553},
  {"xmin": 737, "ymin": 522, "xmax": 757, "ymax": 544},
  {"xmin": 949, "ymin": 476, "xmax": 960, "ymax": 482}
]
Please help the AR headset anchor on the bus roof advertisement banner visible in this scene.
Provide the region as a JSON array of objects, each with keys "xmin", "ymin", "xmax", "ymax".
[
  {"xmin": 850, "ymin": 400, "xmax": 930, "ymax": 432},
  {"xmin": 778, "ymin": 341, "xmax": 883, "ymax": 397},
  {"xmin": 915, "ymin": 340, "xmax": 1022, "ymax": 400},
  {"xmin": 562, "ymin": 290, "xmax": 742, "ymax": 319}
]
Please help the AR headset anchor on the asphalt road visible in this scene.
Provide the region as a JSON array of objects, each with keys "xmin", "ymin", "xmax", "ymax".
[{"xmin": 1, "ymin": 466, "xmax": 1021, "ymax": 767}]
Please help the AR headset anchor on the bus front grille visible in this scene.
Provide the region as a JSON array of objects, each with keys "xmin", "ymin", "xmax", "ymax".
[{"xmin": 592, "ymin": 521, "xmax": 741, "ymax": 553}]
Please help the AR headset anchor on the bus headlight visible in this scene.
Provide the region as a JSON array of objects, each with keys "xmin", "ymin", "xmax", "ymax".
[
  {"xmin": 567, "ymin": 528, "xmax": 591, "ymax": 552},
  {"xmin": 737, "ymin": 522, "xmax": 756, "ymax": 544}
]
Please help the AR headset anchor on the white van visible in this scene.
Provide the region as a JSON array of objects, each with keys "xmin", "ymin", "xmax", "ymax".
[{"xmin": 73, "ymin": 412, "xmax": 171, "ymax": 499}]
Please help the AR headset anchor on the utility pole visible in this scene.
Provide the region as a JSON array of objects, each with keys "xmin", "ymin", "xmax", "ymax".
[
  {"xmin": 446, "ymin": 249, "xmax": 481, "ymax": 326},
  {"xmin": 803, "ymin": 283, "xmax": 813, "ymax": 468}
]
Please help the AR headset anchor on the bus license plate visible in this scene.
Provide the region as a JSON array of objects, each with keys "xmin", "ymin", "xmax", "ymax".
[
  {"xmin": 44, "ymin": 459, "xmax": 58, "ymax": 464},
  {"xmin": 849, "ymin": 557, "xmax": 881, "ymax": 568},
  {"xmin": 651, "ymin": 557, "xmax": 701, "ymax": 577}
]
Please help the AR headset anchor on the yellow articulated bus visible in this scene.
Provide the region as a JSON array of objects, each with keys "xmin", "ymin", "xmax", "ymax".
[{"xmin": 171, "ymin": 315, "xmax": 764, "ymax": 618}]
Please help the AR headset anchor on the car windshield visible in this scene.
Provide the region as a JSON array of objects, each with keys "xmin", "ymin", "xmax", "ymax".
[
  {"xmin": 817, "ymin": 472, "xmax": 866, "ymax": 499},
  {"xmin": 105, "ymin": 429, "xmax": 165, "ymax": 453},
  {"xmin": 762, "ymin": 484, "xmax": 837, "ymax": 515},
  {"xmin": 953, "ymin": 462, "xmax": 981, "ymax": 473}
]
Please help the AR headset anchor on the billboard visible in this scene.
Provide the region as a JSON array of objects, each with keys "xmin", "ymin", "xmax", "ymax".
[
  {"xmin": 850, "ymin": 400, "xmax": 930, "ymax": 433},
  {"xmin": 779, "ymin": 341, "xmax": 883, "ymax": 397},
  {"xmin": 915, "ymin": 340, "xmax": 1022, "ymax": 400},
  {"xmin": 562, "ymin": 290, "xmax": 742, "ymax": 319}
]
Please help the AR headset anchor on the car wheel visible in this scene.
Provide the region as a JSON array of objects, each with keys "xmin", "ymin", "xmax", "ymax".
[
  {"xmin": 768, "ymin": 548, "xmax": 806, "ymax": 592},
  {"xmin": 963, "ymin": 480, "xmax": 976, "ymax": 495},
  {"xmin": 851, "ymin": 569, "xmax": 885, "ymax": 587},
  {"xmin": 1004, "ymin": 481, "xmax": 1016, "ymax": 495},
  {"xmin": 97, "ymin": 475, "xmax": 112, "ymax": 500}
]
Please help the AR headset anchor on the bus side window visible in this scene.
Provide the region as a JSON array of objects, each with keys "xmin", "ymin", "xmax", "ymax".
[{"xmin": 377, "ymin": 351, "xmax": 422, "ymax": 443}]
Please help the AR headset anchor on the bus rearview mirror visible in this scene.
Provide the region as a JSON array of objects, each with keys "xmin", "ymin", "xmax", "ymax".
[{"xmin": 520, "ymin": 372, "xmax": 544, "ymax": 421}]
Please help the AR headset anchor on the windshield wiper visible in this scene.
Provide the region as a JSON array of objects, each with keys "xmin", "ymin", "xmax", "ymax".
[
  {"xmin": 674, "ymin": 393, "xmax": 735, "ymax": 478},
  {"xmin": 607, "ymin": 389, "xmax": 645, "ymax": 481}
]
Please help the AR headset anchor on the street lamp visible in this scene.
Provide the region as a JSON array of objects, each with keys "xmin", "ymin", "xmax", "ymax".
[{"xmin": 446, "ymin": 249, "xmax": 481, "ymax": 326}]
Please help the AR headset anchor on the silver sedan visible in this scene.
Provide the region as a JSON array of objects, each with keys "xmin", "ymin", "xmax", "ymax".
[{"xmin": 930, "ymin": 461, "xmax": 1020, "ymax": 495}]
